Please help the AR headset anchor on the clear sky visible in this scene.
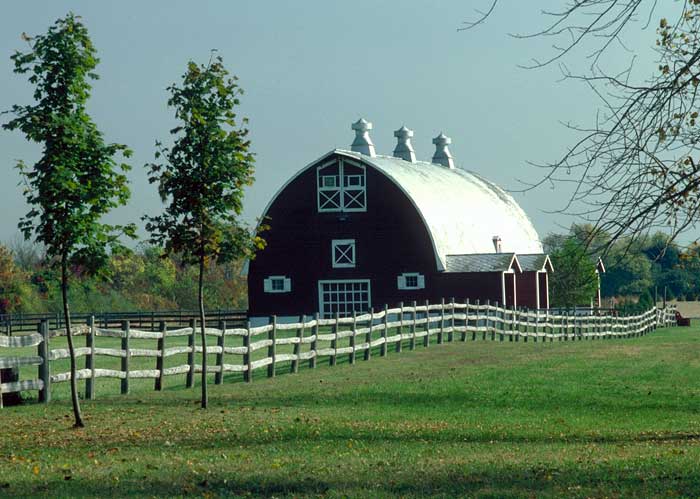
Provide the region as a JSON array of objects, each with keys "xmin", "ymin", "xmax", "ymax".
[{"xmin": 0, "ymin": 1, "xmax": 667, "ymax": 246}]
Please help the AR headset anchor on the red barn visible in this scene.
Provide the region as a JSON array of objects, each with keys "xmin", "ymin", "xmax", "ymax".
[{"xmin": 247, "ymin": 119, "xmax": 547, "ymax": 318}]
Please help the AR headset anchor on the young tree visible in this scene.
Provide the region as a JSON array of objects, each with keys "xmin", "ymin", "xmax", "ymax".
[
  {"xmin": 548, "ymin": 237, "xmax": 599, "ymax": 308},
  {"xmin": 145, "ymin": 55, "xmax": 264, "ymax": 409},
  {"xmin": 3, "ymin": 13, "xmax": 134, "ymax": 427}
]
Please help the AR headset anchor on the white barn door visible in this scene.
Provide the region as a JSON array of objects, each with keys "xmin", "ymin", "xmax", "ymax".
[{"xmin": 318, "ymin": 280, "xmax": 371, "ymax": 318}]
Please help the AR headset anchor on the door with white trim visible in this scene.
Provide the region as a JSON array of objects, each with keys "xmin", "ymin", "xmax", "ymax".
[{"xmin": 318, "ymin": 279, "xmax": 371, "ymax": 318}]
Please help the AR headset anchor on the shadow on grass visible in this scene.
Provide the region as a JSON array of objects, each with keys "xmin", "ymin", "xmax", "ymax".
[{"xmin": 6, "ymin": 463, "xmax": 700, "ymax": 498}]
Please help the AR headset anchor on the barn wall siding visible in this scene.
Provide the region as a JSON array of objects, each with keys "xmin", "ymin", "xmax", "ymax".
[
  {"xmin": 249, "ymin": 157, "xmax": 439, "ymax": 316},
  {"xmin": 517, "ymin": 271, "xmax": 539, "ymax": 309},
  {"xmin": 538, "ymin": 272, "xmax": 548, "ymax": 309}
]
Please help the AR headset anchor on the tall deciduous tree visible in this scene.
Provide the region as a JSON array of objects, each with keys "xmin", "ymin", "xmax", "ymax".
[
  {"xmin": 3, "ymin": 13, "xmax": 134, "ymax": 427},
  {"xmin": 145, "ymin": 55, "xmax": 264, "ymax": 409}
]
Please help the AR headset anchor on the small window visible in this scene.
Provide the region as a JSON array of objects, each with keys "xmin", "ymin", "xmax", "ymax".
[
  {"xmin": 321, "ymin": 175, "xmax": 338, "ymax": 188},
  {"xmin": 332, "ymin": 239, "xmax": 356, "ymax": 268},
  {"xmin": 264, "ymin": 275, "xmax": 291, "ymax": 293},
  {"xmin": 397, "ymin": 273, "xmax": 425, "ymax": 290},
  {"xmin": 344, "ymin": 175, "xmax": 364, "ymax": 187}
]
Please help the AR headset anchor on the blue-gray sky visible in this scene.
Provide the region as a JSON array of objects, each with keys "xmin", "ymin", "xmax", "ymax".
[{"xmin": 0, "ymin": 1, "xmax": 666, "ymax": 246}]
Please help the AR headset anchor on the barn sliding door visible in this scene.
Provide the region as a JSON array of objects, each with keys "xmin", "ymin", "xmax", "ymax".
[{"xmin": 318, "ymin": 280, "xmax": 371, "ymax": 318}]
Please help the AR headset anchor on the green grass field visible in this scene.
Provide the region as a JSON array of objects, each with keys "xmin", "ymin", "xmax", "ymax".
[{"xmin": 1, "ymin": 323, "xmax": 700, "ymax": 498}]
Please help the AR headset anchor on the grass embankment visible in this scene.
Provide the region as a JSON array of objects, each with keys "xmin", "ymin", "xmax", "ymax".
[{"xmin": 1, "ymin": 324, "xmax": 700, "ymax": 498}]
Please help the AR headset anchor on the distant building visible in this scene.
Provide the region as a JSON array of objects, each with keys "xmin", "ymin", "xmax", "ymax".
[{"xmin": 247, "ymin": 119, "xmax": 551, "ymax": 318}]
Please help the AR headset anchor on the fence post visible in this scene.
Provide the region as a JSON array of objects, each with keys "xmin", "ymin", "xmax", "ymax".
[
  {"xmin": 484, "ymin": 302, "xmax": 489, "ymax": 339},
  {"xmin": 509, "ymin": 306, "xmax": 515, "ymax": 342},
  {"xmin": 311, "ymin": 312, "xmax": 319, "ymax": 368},
  {"xmin": 577, "ymin": 311, "xmax": 583, "ymax": 341},
  {"xmin": 292, "ymin": 315, "xmax": 304, "ymax": 373},
  {"xmin": 155, "ymin": 321, "xmax": 166, "ymax": 391},
  {"xmin": 85, "ymin": 316, "xmax": 95, "ymax": 400},
  {"xmin": 423, "ymin": 301, "xmax": 430, "ymax": 348},
  {"xmin": 243, "ymin": 321, "xmax": 252, "ymax": 382},
  {"xmin": 438, "ymin": 298, "xmax": 445, "ymax": 345},
  {"xmin": 490, "ymin": 301, "xmax": 496, "ymax": 341},
  {"xmin": 462, "ymin": 299, "xmax": 470, "ymax": 341},
  {"xmin": 330, "ymin": 312, "xmax": 338, "ymax": 367},
  {"xmin": 268, "ymin": 316, "xmax": 277, "ymax": 378},
  {"xmin": 349, "ymin": 311, "xmax": 357, "ymax": 364},
  {"xmin": 37, "ymin": 320, "xmax": 50, "ymax": 404},
  {"xmin": 121, "ymin": 320, "xmax": 130, "ymax": 395},
  {"xmin": 365, "ymin": 308, "xmax": 374, "ymax": 360},
  {"xmin": 482, "ymin": 300, "xmax": 489, "ymax": 341},
  {"xmin": 496, "ymin": 302, "xmax": 504, "ymax": 341},
  {"xmin": 473, "ymin": 300, "xmax": 480, "ymax": 341},
  {"xmin": 448, "ymin": 298, "xmax": 455, "ymax": 342},
  {"xmin": 410, "ymin": 301, "xmax": 417, "ymax": 350},
  {"xmin": 381, "ymin": 304, "xmax": 388, "ymax": 357},
  {"xmin": 523, "ymin": 308, "xmax": 529, "ymax": 343},
  {"xmin": 397, "ymin": 302, "xmax": 404, "ymax": 353},
  {"xmin": 215, "ymin": 320, "xmax": 226, "ymax": 385},
  {"xmin": 186, "ymin": 318, "xmax": 196, "ymax": 388}
]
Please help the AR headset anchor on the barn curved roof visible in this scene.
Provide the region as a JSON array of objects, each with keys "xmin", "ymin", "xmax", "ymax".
[
  {"xmin": 258, "ymin": 148, "xmax": 543, "ymax": 272},
  {"xmin": 333, "ymin": 149, "xmax": 543, "ymax": 271}
]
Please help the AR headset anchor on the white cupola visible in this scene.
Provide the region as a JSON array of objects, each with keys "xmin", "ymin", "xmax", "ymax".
[
  {"xmin": 350, "ymin": 118, "xmax": 376, "ymax": 157},
  {"xmin": 432, "ymin": 132, "xmax": 455, "ymax": 169},
  {"xmin": 392, "ymin": 126, "xmax": 416, "ymax": 163}
]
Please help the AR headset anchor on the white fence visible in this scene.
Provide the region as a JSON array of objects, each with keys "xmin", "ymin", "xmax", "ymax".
[{"xmin": 0, "ymin": 301, "xmax": 679, "ymax": 407}]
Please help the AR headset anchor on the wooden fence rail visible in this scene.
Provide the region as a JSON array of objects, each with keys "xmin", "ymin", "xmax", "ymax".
[
  {"xmin": 0, "ymin": 302, "xmax": 679, "ymax": 407},
  {"xmin": 0, "ymin": 309, "xmax": 246, "ymax": 336}
]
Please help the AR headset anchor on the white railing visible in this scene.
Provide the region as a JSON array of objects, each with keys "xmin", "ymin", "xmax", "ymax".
[{"xmin": 0, "ymin": 301, "xmax": 679, "ymax": 407}]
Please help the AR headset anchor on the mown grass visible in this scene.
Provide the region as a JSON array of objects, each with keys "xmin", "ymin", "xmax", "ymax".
[{"xmin": 1, "ymin": 323, "xmax": 700, "ymax": 498}]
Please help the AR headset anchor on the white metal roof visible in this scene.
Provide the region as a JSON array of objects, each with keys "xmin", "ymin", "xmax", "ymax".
[
  {"xmin": 333, "ymin": 150, "xmax": 543, "ymax": 270},
  {"xmin": 255, "ymin": 148, "xmax": 544, "ymax": 273}
]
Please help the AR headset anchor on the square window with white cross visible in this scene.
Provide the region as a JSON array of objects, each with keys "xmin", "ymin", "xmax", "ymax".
[{"xmin": 331, "ymin": 239, "xmax": 356, "ymax": 268}]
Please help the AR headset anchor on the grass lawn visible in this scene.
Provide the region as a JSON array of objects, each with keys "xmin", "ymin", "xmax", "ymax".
[{"xmin": 1, "ymin": 323, "xmax": 700, "ymax": 498}]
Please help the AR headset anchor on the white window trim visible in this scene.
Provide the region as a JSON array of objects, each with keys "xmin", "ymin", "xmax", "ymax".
[
  {"xmin": 332, "ymin": 239, "xmax": 356, "ymax": 268},
  {"xmin": 316, "ymin": 159, "xmax": 367, "ymax": 213},
  {"xmin": 263, "ymin": 275, "xmax": 291, "ymax": 293},
  {"xmin": 397, "ymin": 272, "xmax": 425, "ymax": 290},
  {"xmin": 321, "ymin": 175, "xmax": 339, "ymax": 188},
  {"xmin": 318, "ymin": 279, "xmax": 372, "ymax": 318},
  {"xmin": 501, "ymin": 269, "xmax": 516, "ymax": 308}
]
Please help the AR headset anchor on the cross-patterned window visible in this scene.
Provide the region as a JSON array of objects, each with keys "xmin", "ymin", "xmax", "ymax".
[
  {"xmin": 332, "ymin": 239, "xmax": 356, "ymax": 268},
  {"xmin": 317, "ymin": 159, "xmax": 366, "ymax": 212}
]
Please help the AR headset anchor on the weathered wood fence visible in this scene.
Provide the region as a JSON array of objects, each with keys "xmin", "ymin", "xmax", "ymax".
[
  {"xmin": 0, "ymin": 301, "xmax": 679, "ymax": 407},
  {"xmin": 0, "ymin": 309, "xmax": 246, "ymax": 336}
]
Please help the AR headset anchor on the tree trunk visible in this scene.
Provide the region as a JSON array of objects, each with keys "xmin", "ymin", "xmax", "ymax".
[
  {"xmin": 62, "ymin": 254, "xmax": 84, "ymax": 428},
  {"xmin": 199, "ymin": 253, "xmax": 208, "ymax": 409}
]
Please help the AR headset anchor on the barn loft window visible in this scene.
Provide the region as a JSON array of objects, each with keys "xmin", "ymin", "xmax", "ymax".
[
  {"xmin": 317, "ymin": 159, "xmax": 366, "ymax": 212},
  {"xmin": 332, "ymin": 239, "xmax": 356, "ymax": 268},
  {"xmin": 397, "ymin": 272, "xmax": 425, "ymax": 290},
  {"xmin": 263, "ymin": 276, "xmax": 291, "ymax": 293}
]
